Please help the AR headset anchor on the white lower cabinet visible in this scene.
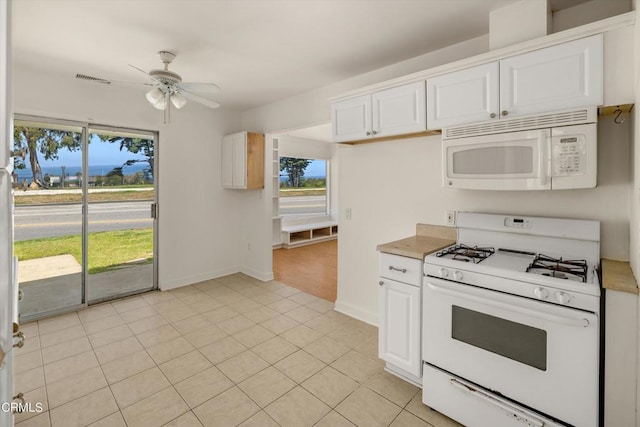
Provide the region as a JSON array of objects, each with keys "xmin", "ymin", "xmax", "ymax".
[{"xmin": 378, "ymin": 273, "xmax": 422, "ymax": 383}]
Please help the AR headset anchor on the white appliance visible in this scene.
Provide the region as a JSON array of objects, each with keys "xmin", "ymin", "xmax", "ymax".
[
  {"xmin": 442, "ymin": 108, "xmax": 597, "ymax": 190},
  {"xmin": 0, "ymin": 1, "xmax": 16, "ymax": 426},
  {"xmin": 422, "ymin": 212, "xmax": 601, "ymax": 427}
]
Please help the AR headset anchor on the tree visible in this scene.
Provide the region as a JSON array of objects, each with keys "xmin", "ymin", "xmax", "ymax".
[
  {"xmin": 13, "ymin": 127, "xmax": 81, "ymax": 187},
  {"xmin": 280, "ymin": 157, "xmax": 310, "ymax": 188},
  {"xmin": 100, "ymin": 136, "xmax": 154, "ymax": 182},
  {"xmin": 105, "ymin": 167, "xmax": 124, "ymax": 186}
]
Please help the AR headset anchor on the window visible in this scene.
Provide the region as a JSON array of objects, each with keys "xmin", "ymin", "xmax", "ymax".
[{"xmin": 279, "ymin": 157, "xmax": 328, "ymax": 216}]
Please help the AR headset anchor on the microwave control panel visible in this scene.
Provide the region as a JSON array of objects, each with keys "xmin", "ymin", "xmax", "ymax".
[{"xmin": 552, "ymin": 135, "xmax": 586, "ymax": 176}]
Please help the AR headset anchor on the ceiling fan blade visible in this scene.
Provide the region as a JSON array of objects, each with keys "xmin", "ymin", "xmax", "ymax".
[
  {"xmin": 76, "ymin": 73, "xmax": 153, "ymax": 87},
  {"xmin": 179, "ymin": 89, "xmax": 220, "ymax": 109},
  {"xmin": 177, "ymin": 82, "xmax": 220, "ymax": 94},
  {"xmin": 75, "ymin": 73, "xmax": 111, "ymax": 84},
  {"xmin": 128, "ymin": 64, "xmax": 165, "ymax": 86}
]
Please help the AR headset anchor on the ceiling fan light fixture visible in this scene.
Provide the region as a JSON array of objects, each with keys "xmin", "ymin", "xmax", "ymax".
[
  {"xmin": 145, "ymin": 87, "xmax": 164, "ymax": 104},
  {"xmin": 152, "ymin": 97, "xmax": 167, "ymax": 110},
  {"xmin": 170, "ymin": 92, "xmax": 187, "ymax": 109}
]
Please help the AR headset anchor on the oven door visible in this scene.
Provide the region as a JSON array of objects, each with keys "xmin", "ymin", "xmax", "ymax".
[
  {"xmin": 443, "ymin": 129, "xmax": 551, "ymax": 190},
  {"xmin": 422, "ymin": 277, "xmax": 598, "ymax": 427}
]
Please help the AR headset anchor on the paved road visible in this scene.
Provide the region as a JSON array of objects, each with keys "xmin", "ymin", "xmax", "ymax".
[
  {"xmin": 279, "ymin": 195, "xmax": 327, "ymax": 215},
  {"xmin": 14, "ymin": 195, "xmax": 325, "ymax": 241},
  {"xmin": 15, "ymin": 201, "xmax": 153, "ymax": 241}
]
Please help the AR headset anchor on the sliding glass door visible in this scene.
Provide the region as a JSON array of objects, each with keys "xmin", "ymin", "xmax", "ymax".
[
  {"xmin": 13, "ymin": 117, "xmax": 158, "ymax": 321},
  {"xmin": 13, "ymin": 119, "xmax": 85, "ymax": 319},
  {"xmin": 86, "ymin": 127, "xmax": 156, "ymax": 303}
]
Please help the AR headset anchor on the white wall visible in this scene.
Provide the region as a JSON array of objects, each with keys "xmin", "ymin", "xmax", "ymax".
[
  {"xmin": 12, "ymin": 63, "xmax": 244, "ymax": 290},
  {"xmin": 552, "ymin": 0, "xmax": 632, "ymax": 33}
]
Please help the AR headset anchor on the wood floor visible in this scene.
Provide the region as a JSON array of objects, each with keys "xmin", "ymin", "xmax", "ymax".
[{"xmin": 273, "ymin": 239, "xmax": 337, "ymax": 302}]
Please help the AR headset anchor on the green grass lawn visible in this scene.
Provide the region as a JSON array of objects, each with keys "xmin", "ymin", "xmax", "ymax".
[{"xmin": 14, "ymin": 228, "xmax": 153, "ymax": 274}]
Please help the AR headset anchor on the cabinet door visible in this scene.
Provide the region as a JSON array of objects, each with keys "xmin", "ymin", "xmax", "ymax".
[
  {"xmin": 426, "ymin": 62, "xmax": 499, "ymax": 129},
  {"xmin": 331, "ymin": 95, "xmax": 371, "ymax": 143},
  {"xmin": 372, "ymin": 81, "xmax": 426, "ymax": 138},
  {"xmin": 378, "ymin": 278, "xmax": 421, "ymax": 377},
  {"xmin": 231, "ymin": 133, "xmax": 247, "ymax": 188},
  {"xmin": 500, "ymin": 34, "xmax": 603, "ymax": 118},
  {"xmin": 221, "ymin": 135, "xmax": 233, "ymax": 188}
]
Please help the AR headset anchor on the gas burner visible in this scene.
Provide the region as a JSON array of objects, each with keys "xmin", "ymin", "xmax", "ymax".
[
  {"xmin": 526, "ymin": 254, "xmax": 588, "ymax": 283},
  {"xmin": 436, "ymin": 244, "xmax": 495, "ymax": 264}
]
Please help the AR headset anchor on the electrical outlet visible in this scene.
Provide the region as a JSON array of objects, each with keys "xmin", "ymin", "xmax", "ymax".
[
  {"xmin": 445, "ymin": 210, "xmax": 456, "ymax": 227},
  {"xmin": 345, "ymin": 208, "xmax": 352, "ymax": 220}
]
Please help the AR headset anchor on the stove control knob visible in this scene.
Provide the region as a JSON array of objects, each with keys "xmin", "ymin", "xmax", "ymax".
[
  {"xmin": 533, "ymin": 288, "xmax": 549, "ymax": 299},
  {"xmin": 439, "ymin": 268, "xmax": 449, "ymax": 278},
  {"xmin": 555, "ymin": 291, "xmax": 571, "ymax": 305},
  {"xmin": 533, "ymin": 287, "xmax": 549, "ymax": 300},
  {"xmin": 453, "ymin": 271, "xmax": 463, "ymax": 281}
]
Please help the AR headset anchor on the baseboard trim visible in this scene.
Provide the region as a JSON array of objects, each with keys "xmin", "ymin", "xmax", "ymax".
[
  {"xmin": 241, "ymin": 267, "xmax": 274, "ymax": 282},
  {"xmin": 159, "ymin": 266, "xmax": 240, "ymax": 290},
  {"xmin": 335, "ymin": 299, "xmax": 378, "ymax": 326}
]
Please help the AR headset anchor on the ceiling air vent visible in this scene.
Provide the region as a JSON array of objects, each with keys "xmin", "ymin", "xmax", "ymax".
[{"xmin": 443, "ymin": 108, "xmax": 595, "ymax": 140}]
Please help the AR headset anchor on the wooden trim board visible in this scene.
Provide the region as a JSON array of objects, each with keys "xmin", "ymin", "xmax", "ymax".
[{"xmin": 246, "ymin": 132, "xmax": 265, "ymax": 189}]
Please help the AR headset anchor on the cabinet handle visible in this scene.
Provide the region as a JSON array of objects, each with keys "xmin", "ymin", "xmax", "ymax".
[
  {"xmin": 18, "ymin": 289, "xmax": 23, "ymax": 301},
  {"xmin": 490, "ymin": 113, "xmax": 496, "ymax": 119},
  {"xmin": 379, "ymin": 281, "xmax": 384, "ymax": 286},
  {"xmin": 372, "ymin": 130, "xmax": 378, "ymax": 135},
  {"xmin": 13, "ymin": 331, "xmax": 25, "ymax": 349},
  {"xmin": 501, "ymin": 110, "xmax": 509, "ymax": 116},
  {"xmin": 366, "ymin": 131, "xmax": 371, "ymax": 136},
  {"xmin": 388, "ymin": 266, "xmax": 407, "ymax": 273}
]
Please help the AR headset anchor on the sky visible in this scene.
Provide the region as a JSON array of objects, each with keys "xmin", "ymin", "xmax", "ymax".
[
  {"xmin": 305, "ymin": 159, "xmax": 326, "ymax": 177},
  {"xmin": 40, "ymin": 134, "xmax": 326, "ymax": 177},
  {"xmin": 41, "ymin": 134, "xmax": 147, "ymax": 167}
]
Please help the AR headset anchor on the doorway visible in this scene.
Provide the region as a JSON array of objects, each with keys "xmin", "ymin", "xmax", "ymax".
[
  {"xmin": 13, "ymin": 117, "xmax": 158, "ymax": 321},
  {"xmin": 270, "ymin": 124, "xmax": 338, "ymax": 302}
]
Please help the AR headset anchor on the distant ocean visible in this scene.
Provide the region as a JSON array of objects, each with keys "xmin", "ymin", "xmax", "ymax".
[{"xmin": 14, "ymin": 164, "xmax": 149, "ymax": 182}]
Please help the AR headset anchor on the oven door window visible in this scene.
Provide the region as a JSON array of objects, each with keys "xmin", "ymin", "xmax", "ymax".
[{"xmin": 452, "ymin": 306, "xmax": 547, "ymax": 371}]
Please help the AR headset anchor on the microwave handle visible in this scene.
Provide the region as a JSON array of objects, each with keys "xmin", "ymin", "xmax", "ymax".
[{"xmin": 538, "ymin": 135, "xmax": 551, "ymax": 187}]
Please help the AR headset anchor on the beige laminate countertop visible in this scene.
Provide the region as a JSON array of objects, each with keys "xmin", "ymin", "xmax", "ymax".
[
  {"xmin": 602, "ymin": 259, "xmax": 639, "ymax": 294},
  {"xmin": 377, "ymin": 224, "xmax": 456, "ymax": 259}
]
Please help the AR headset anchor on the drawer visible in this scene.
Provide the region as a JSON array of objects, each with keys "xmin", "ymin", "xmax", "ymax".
[{"xmin": 379, "ymin": 253, "xmax": 422, "ymax": 286}]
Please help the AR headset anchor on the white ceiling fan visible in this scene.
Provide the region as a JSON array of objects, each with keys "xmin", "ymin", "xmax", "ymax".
[{"xmin": 76, "ymin": 50, "xmax": 220, "ymax": 123}]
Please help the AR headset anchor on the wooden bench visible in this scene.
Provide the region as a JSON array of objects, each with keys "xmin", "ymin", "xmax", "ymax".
[{"xmin": 281, "ymin": 220, "xmax": 338, "ymax": 248}]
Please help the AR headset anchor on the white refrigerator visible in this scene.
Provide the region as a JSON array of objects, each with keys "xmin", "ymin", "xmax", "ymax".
[{"xmin": 0, "ymin": 0, "xmax": 16, "ymax": 426}]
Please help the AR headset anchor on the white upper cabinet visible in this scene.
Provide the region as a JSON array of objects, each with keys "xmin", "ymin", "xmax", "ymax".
[
  {"xmin": 221, "ymin": 132, "xmax": 265, "ymax": 190},
  {"xmin": 500, "ymin": 34, "xmax": 603, "ymax": 118},
  {"xmin": 331, "ymin": 94, "xmax": 371, "ymax": 142},
  {"xmin": 332, "ymin": 81, "xmax": 426, "ymax": 143},
  {"xmin": 426, "ymin": 34, "xmax": 603, "ymax": 129},
  {"xmin": 372, "ymin": 82, "xmax": 426, "ymax": 138},
  {"xmin": 427, "ymin": 62, "xmax": 499, "ymax": 129}
]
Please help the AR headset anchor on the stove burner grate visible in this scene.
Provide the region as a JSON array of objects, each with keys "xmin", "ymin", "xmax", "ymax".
[
  {"xmin": 526, "ymin": 254, "xmax": 588, "ymax": 282},
  {"xmin": 436, "ymin": 244, "xmax": 495, "ymax": 264}
]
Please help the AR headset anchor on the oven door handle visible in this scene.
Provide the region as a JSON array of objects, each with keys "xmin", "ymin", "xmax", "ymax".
[
  {"xmin": 426, "ymin": 281, "xmax": 590, "ymax": 328},
  {"xmin": 450, "ymin": 378, "xmax": 545, "ymax": 427}
]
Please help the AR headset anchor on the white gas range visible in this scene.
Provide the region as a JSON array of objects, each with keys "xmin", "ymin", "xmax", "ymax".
[{"xmin": 422, "ymin": 212, "xmax": 601, "ymax": 427}]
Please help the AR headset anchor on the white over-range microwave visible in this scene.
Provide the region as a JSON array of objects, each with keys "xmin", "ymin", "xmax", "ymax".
[{"xmin": 442, "ymin": 108, "xmax": 597, "ymax": 190}]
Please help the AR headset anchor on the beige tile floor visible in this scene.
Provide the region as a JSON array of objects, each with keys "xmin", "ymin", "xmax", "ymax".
[{"xmin": 12, "ymin": 273, "xmax": 462, "ymax": 427}]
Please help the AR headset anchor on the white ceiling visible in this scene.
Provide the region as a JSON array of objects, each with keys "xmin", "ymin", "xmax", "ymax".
[{"xmin": 12, "ymin": 0, "xmax": 593, "ymax": 111}]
